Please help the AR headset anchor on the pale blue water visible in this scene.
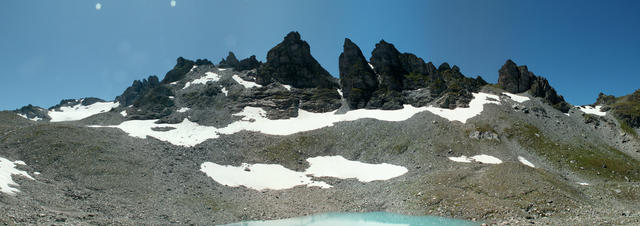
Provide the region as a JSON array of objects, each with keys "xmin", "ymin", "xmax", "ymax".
[{"xmin": 223, "ymin": 212, "xmax": 479, "ymax": 226}]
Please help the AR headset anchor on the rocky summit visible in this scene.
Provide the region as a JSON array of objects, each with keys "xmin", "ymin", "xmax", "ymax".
[{"xmin": 2, "ymin": 31, "xmax": 640, "ymax": 225}]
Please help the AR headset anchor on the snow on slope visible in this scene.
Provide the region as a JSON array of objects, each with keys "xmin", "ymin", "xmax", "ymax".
[
  {"xmin": 232, "ymin": 75, "xmax": 262, "ymax": 88},
  {"xmin": 578, "ymin": 105, "xmax": 606, "ymax": 116},
  {"xmin": 49, "ymin": 101, "xmax": 119, "ymax": 122},
  {"xmin": 17, "ymin": 114, "xmax": 42, "ymax": 121},
  {"xmin": 305, "ymin": 156, "xmax": 408, "ymax": 182},
  {"xmin": 425, "ymin": 93, "xmax": 500, "ymax": 123},
  {"xmin": 183, "ymin": 72, "xmax": 221, "ymax": 89},
  {"xmin": 503, "ymin": 92, "xmax": 530, "ymax": 103},
  {"xmin": 518, "ymin": 156, "xmax": 535, "ymax": 168},
  {"xmin": 200, "ymin": 155, "xmax": 408, "ymax": 191},
  {"xmin": 448, "ymin": 154, "xmax": 503, "ymax": 164},
  {"xmin": 0, "ymin": 157, "xmax": 34, "ymax": 195},
  {"xmin": 90, "ymin": 92, "xmax": 504, "ymax": 147}
]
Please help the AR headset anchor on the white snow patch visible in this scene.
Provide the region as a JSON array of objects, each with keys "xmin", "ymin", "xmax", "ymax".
[
  {"xmin": 448, "ymin": 154, "xmax": 503, "ymax": 164},
  {"xmin": 218, "ymin": 68, "xmax": 227, "ymax": 71},
  {"xmin": 448, "ymin": 156, "xmax": 472, "ymax": 163},
  {"xmin": 425, "ymin": 93, "xmax": 500, "ymax": 123},
  {"xmin": 33, "ymin": 172, "xmax": 40, "ymax": 175},
  {"xmin": 221, "ymin": 87, "xmax": 229, "ymax": 96},
  {"xmin": 183, "ymin": 72, "xmax": 221, "ymax": 89},
  {"xmin": 168, "ymin": 96, "xmax": 175, "ymax": 99},
  {"xmin": 200, "ymin": 155, "xmax": 407, "ymax": 191},
  {"xmin": 189, "ymin": 65, "xmax": 198, "ymax": 72},
  {"xmin": 305, "ymin": 156, "xmax": 408, "ymax": 182},
  {"xmin": 170, "ymin": 81, "xmax": 178, "ymax": 85},
  {"xmin": 0, "ymin": 157, "xmax": 34, "ymax": 195},
  {"xmin": 120, "ymin": 110, "xmax": 127, "ymax": 117},
  {"xmin": 49, "ymin": 101, "xmax": 119, "ymax": 122},
  {"xmin": 577, "ymin": 182, "xmax": 590, "ymax": 186},
  {"xmin": 337, "ymin": 89, "xmax": 343, "ymax": 98},
  {"xmin": 232, "ymin": 75, "xmax": 262, "ymax": 88},
  {"xmin": 503, "ymin": 92, "xmax": 530, "ymax": 103},
  {"xmin": 91, "ymin": 92, "xmax": 501, "ymax": 147},
  {"xmin": 90, "ymin": 119, "xmax": 220, "ymax": 147},
  {"xmin": 518, "ymin": 156, "xmax": 535, "ymax": 168},
  {"xmin": 282, "ymin": 84, "xmax": 292, "ymax": 91},
  {"xmin": 565, "ymin": 113, "xmax": 570, "ymax": 116},
  {"xmin": 17, "ymin": 114, "xmax": 41, "ymax": 122},
  {"xmin": 368, "ymin": 63, "xmax": 374, "ymax": 70},
  {"xmin": 200, "ymin": 162, "xmax": 331, "ymax": 191},
  {"xmin": 578, "ymin": 105, "xmax": 606, "ymax": 116},
  {"xmin": 177, "ymin": 107, "xmax": 190, "ymax": 113}
]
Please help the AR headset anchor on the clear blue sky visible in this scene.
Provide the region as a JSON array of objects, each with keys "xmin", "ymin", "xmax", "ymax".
[{"xmin": 1, "ymin": 0, "xmax": 639, "ymax": 110}]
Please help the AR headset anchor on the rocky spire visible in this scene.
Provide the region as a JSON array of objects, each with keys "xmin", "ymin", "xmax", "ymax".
[
  {"xmin": 339, "ymin": 38, "xmax": 379, "ymax": 109},
  {"xmin": 256, "ymin": 31, "xmax": 338, "ymax": 89},
  {"xmin": 497, "ymin": 59, "xmax": 570, "ymax": 112}
]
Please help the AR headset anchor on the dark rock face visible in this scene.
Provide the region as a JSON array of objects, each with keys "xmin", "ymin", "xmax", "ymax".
[
  {"xmin": 161, "ymin": 57, "xmax": 195, "ymax": 84},
  {"xmin": 595, "ymin": 92, "xmax": 616, "ymax": 105},
  {"xmin": 50, "ymin": 97, "xmax": 106, "ymax": 110},
  {"xmin": 497, "ymin": 60, "xmax": 570, "ymax": 113},
  {"xmin": 339, "ymin": 38, "xmax": 378, "ymax": 109},
  {"xmin": 14, "ymin": 104, "xmax": 51, "ymax": 121},
  {"xmin": 237, "ymin": 55, "xmax": 261, "ymax": 71},
  {"xmin": 195, "ymin": 59, "xmax": 213, "ymax": 66},
  {"xmin": 218, "ymin": 52, "xmax": 240, "ymax": 69},
  {"xmin": 116, "ymin": 76, "xmax": 160, "ymax": 107},
  {"xmin": 332, "ymin": 39, "xmax": 488, "ymax": 110},
  {"xmin": 129, "ymin": 86, "xmax": 175, "ymax": 120},
  {"xmin": 369, "ymin": 40, "xmax": 406, "ymax": 92},
  {"xmin": 256, "ymin": 32, "xmax": 339, "ymax": 89},
  {"xmin": 220, "ymin": 52, "xmax": 261, "ymax": 71}
]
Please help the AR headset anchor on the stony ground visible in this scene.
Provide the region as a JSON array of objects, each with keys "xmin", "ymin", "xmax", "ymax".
[{"xmin": 1, "ymin": 89, "xmax": 640, "ymax": 225}]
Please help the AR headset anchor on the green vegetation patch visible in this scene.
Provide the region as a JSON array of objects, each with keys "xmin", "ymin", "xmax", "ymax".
[{"xmin": 505, "ymin": 123, "xmax": 640, "ymax": 181}]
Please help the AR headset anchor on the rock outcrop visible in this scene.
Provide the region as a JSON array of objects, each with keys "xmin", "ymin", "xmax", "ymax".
[
  {"xmin": 497, "ymin": 60, "xmax": 570, "ymax": 113},
  {"xmin": 116, "ymin": 75, "xmax": 160, "ymax": 107},
  {"xmin": 338, "ymin": 38, "xmax": 378, "ymax": 109},
  {"xmin": 161, "ymin": 57, "xmax": 196, "ymax": 84},
  {"xmin": 219, "ymin": 52, "xmax": 261, "ymax": 71},
  {"xmin": 14, "ymin": 104, "xmax": 51, "ymax": 121},
  {"xmin": 256, "ymin": 32, "xmax": 339, "ymax": 89}
]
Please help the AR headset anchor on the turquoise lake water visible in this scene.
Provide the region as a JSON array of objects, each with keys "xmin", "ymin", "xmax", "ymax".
[{"xmin": 223, "ymin": 212, "xmax": 479, "ymax": 226}]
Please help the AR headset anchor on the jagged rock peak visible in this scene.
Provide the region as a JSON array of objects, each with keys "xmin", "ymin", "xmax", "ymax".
[
  {"xmin": 370, "ymin": 39, "xmax": 405, "ymax": 92},
  {"xmin": 339, "ymin": 38, "xmax": 378, "ymax": 109},
  {"xmin": 116, "ymin": 75, "xmax": 160, "ymax": 107},
  {"xmin": 219, "ymin": 52, "xmax": 239, "ymax": 68},
  {"xmin": 497, "ymin": 59, "xmax": 570, "ymax": 112},
  {"xmin": 161, "ymin": 57, "xmax": 195, "ymax": 84},
  {"xmin": 219, "ymin": 52, "xmax": 261, "ymax": 71},
  {"xmin": 256, "ymin": 31, "xmax": 338, "ymax": 89}
]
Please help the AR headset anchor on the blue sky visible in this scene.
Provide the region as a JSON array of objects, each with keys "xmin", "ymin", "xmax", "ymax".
[{"xmin": 1, "ymin": 0, "xmax": 639, "ymax": 110}]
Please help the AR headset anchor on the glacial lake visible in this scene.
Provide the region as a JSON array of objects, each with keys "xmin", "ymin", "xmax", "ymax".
[{"xmin": 223, "ymin": 212, "xmax": 479, "ymax": 226}]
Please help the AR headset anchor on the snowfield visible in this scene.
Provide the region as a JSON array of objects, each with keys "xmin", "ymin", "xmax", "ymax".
[
  {"xmin": 49, "ymin": 101, "xmax": 119, "ymax": 122},
  {"xmin": 448, "ymin": 154, "xmax": 503, "ymax": 164},
  {"xmin": 518, "ymin": 156, "xmax": 536, "ymax": 168},
  {"xmin": 200, "ymin": 155, "xmax": 408, "ymax": 191},
  {"xmin": 183, "ymin": 72, "xmax": 221, "ymax": 89},
  {"xmin": 503, "ymin": 92, "xmax": 530, "ymax": 103},
  {"xmin": 0, "ymin": 157, "xmax": 34, "ymax": 195},
  {"xmin": 578, "ymin": 105, "xmax": 606, "ymax": 116},
  {"xmin": 232, "ymin": 75, "xmax": 262, "ymax": 88},
  {"xmin": 90, "ymin": 92, "xmax": 506, "ymax": 147}
]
